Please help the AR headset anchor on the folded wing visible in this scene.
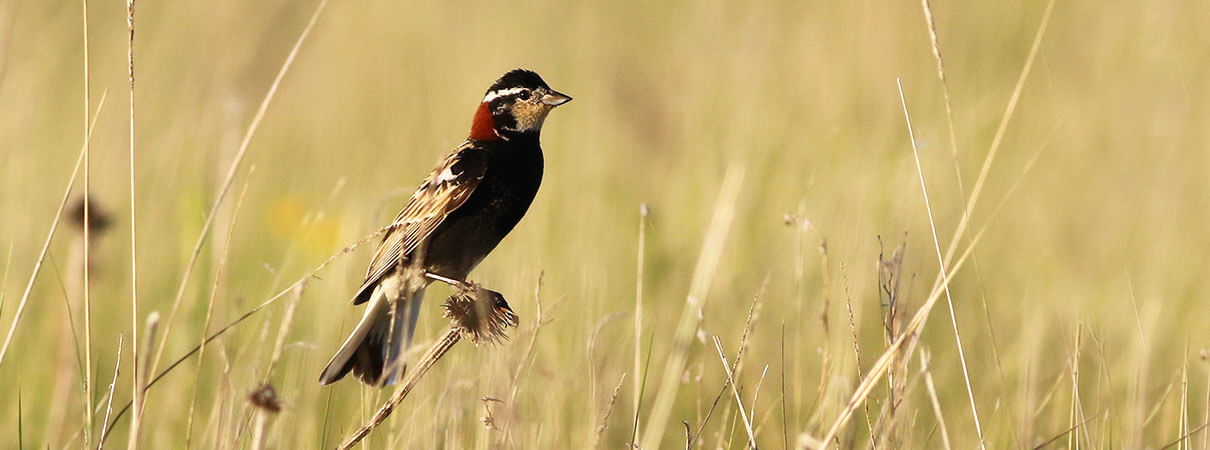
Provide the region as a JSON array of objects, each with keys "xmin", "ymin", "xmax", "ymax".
[{"xmin": 352, "ymin": 141, "xmax": 489, "ymax": 305}]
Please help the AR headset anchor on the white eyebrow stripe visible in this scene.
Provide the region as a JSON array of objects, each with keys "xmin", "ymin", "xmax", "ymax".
[{"xmin": 482, "ymin": 87, "xmax": 529, "ymax": 103}]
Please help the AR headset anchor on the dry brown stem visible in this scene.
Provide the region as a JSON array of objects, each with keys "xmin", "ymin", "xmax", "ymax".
[{"xmin": 338, "ymin": 284, "xmax": 518, "ymax": 449}]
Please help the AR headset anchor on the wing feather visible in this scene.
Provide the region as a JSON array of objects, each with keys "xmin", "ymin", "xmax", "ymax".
[{"xmin": 351, "ymin": 141, "xmax": 488, "ymax": 304}]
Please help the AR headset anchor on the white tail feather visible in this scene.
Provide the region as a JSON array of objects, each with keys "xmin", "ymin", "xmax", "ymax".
[{"xmin": 318, "ymin": 278, "xmax": 425, "ymax": 386}]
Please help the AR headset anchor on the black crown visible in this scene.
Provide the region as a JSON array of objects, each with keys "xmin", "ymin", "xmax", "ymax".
[{"xmin": 487, "ymin": 69, "xmax": 551, "ymax": 95}]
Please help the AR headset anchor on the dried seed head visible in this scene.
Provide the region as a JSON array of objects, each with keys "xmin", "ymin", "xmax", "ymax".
[
  {"xmin": 443, "ymin": 283, "xmax": 518, "ymax": 346},
  {"xmin": 248, "ymin": 384, "xmax": 282, "ymax": 413},
  {"xmin": 67, "ymin": 196, "xmax": 112, "ymax": 233}
]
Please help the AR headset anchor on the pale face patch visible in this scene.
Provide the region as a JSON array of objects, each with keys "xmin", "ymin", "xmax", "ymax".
[
  {"xmin": 481, "ymin": 83, "xmax": 569, "ymax": 134},
  {"xmin": 505, "ymin": 100, "xmax": 554, "ymax": 133}
]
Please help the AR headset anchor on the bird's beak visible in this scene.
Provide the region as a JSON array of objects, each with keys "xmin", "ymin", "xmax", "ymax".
[{"xmin": 541, "ymin": 90, "xmax": 572, "ymax": 106}]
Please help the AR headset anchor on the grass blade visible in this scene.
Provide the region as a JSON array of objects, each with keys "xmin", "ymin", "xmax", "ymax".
[{"xmin": 640, "ymin": 166, "xmax": 744, "ymax": 449}]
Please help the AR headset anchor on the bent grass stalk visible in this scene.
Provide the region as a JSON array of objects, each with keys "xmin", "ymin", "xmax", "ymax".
[
  {"xmin": 148, "ymin": 0, "xmax": 331, "ymax": 380},
  {"xmin": 810, "ymin": 1, "xmax": 1057, "ymax": 445},
  {"xmin": 98, "ymin": 334, "xmax": 122, "ymax": 449},
  {"xmin": 185, "ymin": 167, "xmax": 254, "ymax": 448},
  {"xmin": 810, "ymin": 139, "xmax": 1047, "ymax": 447},
  {"xmin": 712, "ymin": 336, "xmax": 757, "ymax": 448},
  {"xmin": 338, "ymin": 284, "xmax": 518, "ymax": 449},
  {"xmin": 0, "ymin": 91, "xmax": 108, "ymax": 368},
  {"xmin": 640, "ymin": 166, "xmax": 744, "ymax": 449},
  {"xmin": 898, "ymin": 79, "xmax": 984, "ymax": 446},
  {"xmin": 101, "ymin": 222, "xmax": 395, "ymax": 443}
]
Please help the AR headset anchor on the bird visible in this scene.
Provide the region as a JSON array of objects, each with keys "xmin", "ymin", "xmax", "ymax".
[{"xmin": 319, "ymin": 69, "xmax": 571, "ymax": 386}]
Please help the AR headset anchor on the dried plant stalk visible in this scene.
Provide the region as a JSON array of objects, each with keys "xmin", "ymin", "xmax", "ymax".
[
  {"xmin": 338, "ymin": 284, "xmax": 517, "ymax": 449},
  {"xmin": 248, "ymin": 384, "xmax": 282, "ymax": 450}
]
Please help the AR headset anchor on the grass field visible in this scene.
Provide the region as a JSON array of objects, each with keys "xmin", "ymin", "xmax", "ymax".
[{"xmin": 2, "ymin": 0, "xmax": 1209, "ymax": 448}]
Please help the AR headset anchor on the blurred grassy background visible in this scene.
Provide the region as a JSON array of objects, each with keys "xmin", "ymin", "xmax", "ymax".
[{"xmin": 2, "ymin": 0, "xmax": 1209, "ymax": 447}]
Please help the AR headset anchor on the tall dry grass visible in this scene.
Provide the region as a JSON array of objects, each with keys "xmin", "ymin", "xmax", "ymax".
[{"xmin": 2, "ymin": 0, "xmax": 1209, "ymax": 448}]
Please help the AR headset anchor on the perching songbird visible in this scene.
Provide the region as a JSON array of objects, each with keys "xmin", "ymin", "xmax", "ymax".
[{"xmin": 319, "ymin": 69, "xmax": 571, "ymax": 386}]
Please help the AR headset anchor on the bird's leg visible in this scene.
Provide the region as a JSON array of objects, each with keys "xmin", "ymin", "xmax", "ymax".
[
  {"xmin": 424, "ymin": 271, "xmax": 514, "ymax": 314},
  {"xmin": 424, "ymin": 272, "xmax": 474, "ymax": 293}
]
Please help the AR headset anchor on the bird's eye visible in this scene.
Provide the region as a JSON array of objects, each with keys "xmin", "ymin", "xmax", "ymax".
[{"xmin": 516, "ymin": 89, "xmax": 532, "ymax": 101}]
